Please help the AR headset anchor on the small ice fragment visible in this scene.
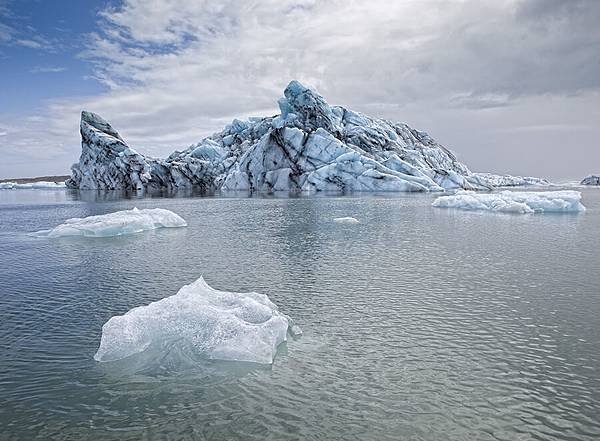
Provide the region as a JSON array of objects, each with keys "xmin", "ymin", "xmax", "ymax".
[
  {"xmin": 432, "ymin": 190, "xmax": 585, "ymax": 214},
  {"xmin": 94, "ymin": 277, "xmax": 295, "ymax": 364},
  {"xmin": 290, "ymin": 325, "xmax": 303, "ymax": 337},
  {"xmin": 333, "ymin": 217, "xmax": 360, "ymax": 224},
  {"xmin": 33, "ymin": 207, "xmax": 187, "ymax": 238}
]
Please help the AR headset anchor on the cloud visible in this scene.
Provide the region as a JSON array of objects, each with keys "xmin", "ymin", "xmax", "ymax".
[
  {"xmin": 0, "ymin": 1, "xmax": 55, "ymax": 50},
  {"xmin": 2, "ymin": 0, "xmax": 600, "ymax": 179},
  {"xmin": 30, "ymin": 66, "xmax": 67, "ymax": 73}
]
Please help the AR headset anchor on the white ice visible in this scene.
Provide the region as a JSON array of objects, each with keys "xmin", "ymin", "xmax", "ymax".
[
  {"xmin": 34, "ymin": 207, "xmax": 187, "ymax": 238},
  {"xmin": 0, "ymin": 181, "xmax": 66, "ymax": 189},
  {"xmin": 432, "ymin": 190, "xmax": 586, "ymax": 214},
  {"xmin": 94, "ymin": 277, "xmax": 296, "ymax": 364},
  {"xmin": 333, "ymin": 217, "xmax": 360, "ymax": 224}
]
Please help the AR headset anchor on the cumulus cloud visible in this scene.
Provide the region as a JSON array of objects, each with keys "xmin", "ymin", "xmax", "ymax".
[{"xmin": 1, "ymin": 0, "xmax": 600, "ymax": 178}]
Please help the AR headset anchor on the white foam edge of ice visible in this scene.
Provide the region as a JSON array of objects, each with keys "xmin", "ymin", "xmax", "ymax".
[{"xmin": 32, "ymin": 207, "xmax": 187, "ymax": 238}]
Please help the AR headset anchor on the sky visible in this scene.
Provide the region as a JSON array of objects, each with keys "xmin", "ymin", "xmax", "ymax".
[{"xmin": 0, "ymin": 0, "xmax": 599, "ymax": 180}]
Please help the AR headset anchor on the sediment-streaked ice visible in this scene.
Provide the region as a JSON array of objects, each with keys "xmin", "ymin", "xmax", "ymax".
[
  {"xmin": 94, "ymin": 277, "xmax": 297, "ymax": 364},
  {"xmin": 67, "ymin": 81, "xmax": 545, "ymax": 193},
  {"xmin": 581, "ymin": 175, "xmax": 600, "ymax": 186},
  {"xmin": 333, "ymin": 217, "xmax": 360, "ymax": 224},
  {"xmin": 432, "ymin": 190, "xmax": 586, "ymax": 214},
  {"xmin": 0, "ymin": 181, "xmax": 66, "ymax": 189},
  {"xmin": 34, "ymin": 207, "xmax": 187, "ymax": 238}
]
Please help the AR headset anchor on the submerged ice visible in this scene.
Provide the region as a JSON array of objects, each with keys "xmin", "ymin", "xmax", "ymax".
[
  {"xmin": 34, "ymin": 207, "xmax": 187, "ymax": 238},
  {"xmin": 432, "ymin": 190, "xmax": 586, "ymax": 214},
  {"xmin": 67, "ymin": 81, "xmax": 546, "ymax": 193},
  {"xmin": 94, "ymin": 277, "xmax": 296, "ymax": 364}
]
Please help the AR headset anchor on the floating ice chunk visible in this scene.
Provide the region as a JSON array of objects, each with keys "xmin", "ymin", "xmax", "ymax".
[
  {"xmin": 333, "ymin": 217, "xmax": 360, "ymax": 224},
  {"xmin": 0, "ymin": 181, "xmax": 66, "ymax": 189},
  {"xmin": 34, "ymin": 207, "xmax": 187, "ymax": 238},
  {"xmin": 290, "ymin": 325, "xmax": 303, "ymax": 337},
  {"xmin": 581, "ymin": 175, "xmax": 600, "ymax": 186},
  {"xmin": 432, "ymin": 190, "xmax": 586, "ymax": 214},
  {"xmin": 94, "ymin": 277, "xmax": 294, "ymax": 364}
]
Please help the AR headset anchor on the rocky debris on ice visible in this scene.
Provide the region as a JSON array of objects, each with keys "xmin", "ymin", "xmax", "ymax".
[
  {"xmin": 34, "ymin": 207, "xmax": 187, "ymax": 238},
  {"xmin": 432, "ymin": 190, "xmax": 586, "ymax": 214},
  {"xmin": 67, "ymin": 81, "xmax": 545, "ymax": 193},
  {"xmin": 0, "ymin": 181, "xmax": 66, "ymax": 189},
  {"xmin": 94, "ymin": 276, "xmax": 298, "ymax": 364},
  {"xmin": 581, "ymin": 175, "xmax": 600, "ymax": 186},
  {"xmin": 333, "ymin": 217, "xmax": 360, "ymax": 224}
]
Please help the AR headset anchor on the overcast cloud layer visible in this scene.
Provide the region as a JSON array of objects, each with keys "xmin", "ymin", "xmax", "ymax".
[{"xmin": 1, "ymin": 0, "xmax": 599, "ymax": 180}]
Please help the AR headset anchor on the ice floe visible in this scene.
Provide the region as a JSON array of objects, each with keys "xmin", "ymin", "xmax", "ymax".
[
  {"xmin": 333, "ymin": 217, "xmax": 360, "ymax": 224},
  {"xmin": 0, "ymin": 181, "xmax": 66, "ymax": 189},
  {"xmin": 94, "ymin": 277, "xmax": 298, "ymax": 364},
  {"xmin": 432, "ymin": 190, "xmax": 586, "ymax": 214},
  {"xmin": 34, "ymin": 207, "xmax": 187, "ymax": 238}
]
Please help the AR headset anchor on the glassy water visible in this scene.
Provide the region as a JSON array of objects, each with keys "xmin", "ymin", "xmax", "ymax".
[{"xmin": 1, "ymin": 188, "xmax": 599, "ymax": 440}]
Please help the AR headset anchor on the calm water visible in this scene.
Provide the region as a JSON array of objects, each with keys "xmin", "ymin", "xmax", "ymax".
[{"xmin": 1, "ymin": 188, "xmax": 599, "ymax": 440}]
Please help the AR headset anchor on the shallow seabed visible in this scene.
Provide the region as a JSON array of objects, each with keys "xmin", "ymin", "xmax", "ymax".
[{"xmin": 1, "ymin": 188, "xmax": 599, "ymax": 440}]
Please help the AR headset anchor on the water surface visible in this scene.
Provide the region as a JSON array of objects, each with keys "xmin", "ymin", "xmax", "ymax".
[{"xmin": 1, "ymin": 188, "xmax": 599, "ymax": 440}]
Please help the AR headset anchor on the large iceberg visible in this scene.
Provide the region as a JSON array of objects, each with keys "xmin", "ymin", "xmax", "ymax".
[
  {"xmin": 34, "ymin": 207, "xmax": 187, "ymax": 238},
  {"xmin": 581, "ymin": 175, "xmax": 600, "ymax": 186},
  {"xmin": 432, "ymin": 190, "xmax": 586, "ymax": 214},
  {"xmin": 94, "ymin": 277, "xmax": 297, "ymax": 364},
  {"xmin": 0, "ymin": 181, "xmax": 66, "ymax": 189},
  {"xmin": 66, "ymin": 81, "xmax": 545, "ymax": 192}
]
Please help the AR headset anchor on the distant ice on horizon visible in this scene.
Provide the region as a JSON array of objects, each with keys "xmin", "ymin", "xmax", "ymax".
[{"xmin": 0, "ymin": 181, "xmax": 66, "ymax": 189}]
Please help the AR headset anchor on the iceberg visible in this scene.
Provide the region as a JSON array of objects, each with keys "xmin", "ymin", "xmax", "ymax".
[
  {"xmin": 94, "ymin": 277, "xmax": 297, "ymax": 364},
  {"xmin": 0, "ymin": 181, "xmax": 66, "ymax": 189},
  {"xmin": 34, "ymin": 207, "xmax": 187, "ymax": 238},
  {"xmin": 432, "ymin": 190, "xmax": 586, "ymax": 214},
  {"xmin": 581, "ymin": 175, "xmax": 600, "ymax": 186},
  {"xmin": 333, "ymin": 217, "xmax": 360, "ymax": 224},
  {"xmin": 66, "ymin": 80, "xmax": 545, "ymax": 193}
]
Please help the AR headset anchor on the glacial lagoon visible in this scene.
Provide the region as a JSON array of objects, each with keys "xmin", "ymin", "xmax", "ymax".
[{"xmin": 1, "ymin": 188, "xmax": 599, "ymax": 440}]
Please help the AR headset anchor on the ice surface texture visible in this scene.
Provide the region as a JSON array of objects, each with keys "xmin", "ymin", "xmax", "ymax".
[
  {"xmin": 67, "ymin": 81, "xmax": 546, "ymax": 192},
  {"xmin": 0, "ymin": 181, "xmax": 66, "ymax": 189},
  {"xmin": 94, "ymin": 277, "xmax": 294, "ymax": 364},
  {"xmin": 432, "ymin": 190, "xmax": 586, "ymax": 214},
  {"xmin": 581, "ymin": 175, "xmax": 600, "ymax": 186},
  {"xmin": 34, "ymin": 207, "xmax": 187, "ymax": 238}
]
